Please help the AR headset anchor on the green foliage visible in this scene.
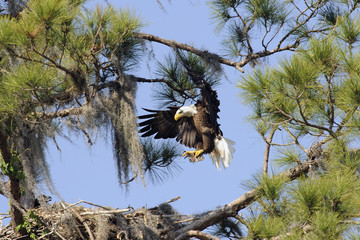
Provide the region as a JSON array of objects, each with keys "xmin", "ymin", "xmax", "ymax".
[
  {"xmin": 308, "ymin": 210, "xmax": 345, "ymax": 239},
  {"xmin": 81, "ymin": 6, "xmax": 143, "ymax": 69},
  {"xmin": 319, "ymin": 4, "xmax": 341, "ymax": 26},
  {"xmin": 241, "ymin": 156, "xmax": 360, "ymax": 238},
  {"xmin": 0, "ymin": 0, "xmax": 147, "ymax": 224},
  {"xmin": 0, "ymin": 0, "xmax": 143, "ymax": 119},
  {"xmin": 274, "ymin": 148, "xmax": 304, "ymax": 168},
  {"xmin": 238, "ymin": 33, "xmax": 360, "ymax": 137},
  {"xmin": 142, "ymin": 139, "xmax": 182, "ymax": 184},
  {"xmin": 300, "ymin": 38, "xmax": 339, "ymax": 73},
  {"xmin": 256, "ymin": 174, "xmax": 286, "ymax": 202},
  {"xmin": 246, "ymin": 0, "xmax": 287, "ymax": 25},
  {"xmin": 238, "ymin": 11, "xmax": 360, "ymax": 238},
  {"xmin": 221, "ymin": 22, "xmax": 247, "ymax": 58},
  {"xmin": 208, "ymin": 0, "xmax": 244, "ymax": 31},
  {"xmin": 245, "ymin": 172, "xmax": 287, "ymax": 218},
  {"xmin": 325, "ymin": 139, "xmax": 360, "ymax": 170},
  {"xmin": 336, "ymin": 15, "xmax": 360, "ymax": 45},
  {"xmin": 155, "ymin": 51, "xmax": 221, "ymax": 106},
  {"xmin": 15, "ymin": 210, "xmax": 42, "ymax": 239},
  {"xmin": 346, "ymin": 230, "xmax": 360, "ymax": 240},
  {"xmin": 0, "ymin": 0, "xmax": 145, "ymax": 186},
  {"xmin": 246, "ymin": 212, "xmax": 286, "ymax": 239},
  {"xmin": 0, "ymin": 145, "xmax": 25, "ymax": 180},
  {"xmin": 209, "ymin": 217, "xmax": 243, "ymax": 239},
  {"xmin": 289, "ymin": 178, "xmax": 322, "ymax": 219},
  {"xmin": 0, "ymin": 63, "xmax": 63, "ymax": 114}
]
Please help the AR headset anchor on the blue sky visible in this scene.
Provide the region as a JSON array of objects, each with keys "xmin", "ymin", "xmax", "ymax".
[{"xmin": 0, "ymin": 0, "xmax": 266, "ymax": 221}]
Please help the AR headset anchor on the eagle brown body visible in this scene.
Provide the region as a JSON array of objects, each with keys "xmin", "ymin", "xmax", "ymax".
[{"xmin": 192, "ymin": 103, "xmax": 216, "ymax": 154}]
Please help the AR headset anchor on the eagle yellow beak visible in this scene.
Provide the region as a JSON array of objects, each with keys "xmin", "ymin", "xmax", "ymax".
[{"xmin": 174, "ymin": 113, "xmax": 181, "ymax": 121}]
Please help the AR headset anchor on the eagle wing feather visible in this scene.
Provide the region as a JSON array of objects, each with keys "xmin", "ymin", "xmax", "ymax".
[{"xmin": 138, "ymin": 107, "xmax": 200, "ymax": 147}]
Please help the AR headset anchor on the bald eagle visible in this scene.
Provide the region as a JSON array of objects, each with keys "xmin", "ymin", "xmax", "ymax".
[{"xmin": 138, "ymin": 82, "xmax": 235, "ymax": 169}]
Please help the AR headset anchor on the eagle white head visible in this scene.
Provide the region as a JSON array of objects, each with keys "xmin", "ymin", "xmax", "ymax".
[{"xmin": 174, "ymin": 105, "xmax": 197, "ymax": 121}]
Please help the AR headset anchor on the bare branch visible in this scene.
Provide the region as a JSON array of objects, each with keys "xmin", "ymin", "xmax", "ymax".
[
  {"xmin": 165, "ymin": 196, "xmax": 181, "ymax": 204},
  {"xmin": 80, "ymin": 209, "xmax": 132, "ymax": 216},
  {"xmin": 238, "ymin": 43, "xmax": 298, "ymax": 69},
  {"xmin": 34, "ymin": 106, "xmax": 83, "ymax": 119},
  {"xmin": 137, "ymin": 33, "xmax": 245, "ymax": 73},
  {"xmin": 175, "ymin": 230, "xmax": 221, "ymax": 240},
  {"xmin": 75, "ymin": 115, "xmax": 93, "ymax": 145}
]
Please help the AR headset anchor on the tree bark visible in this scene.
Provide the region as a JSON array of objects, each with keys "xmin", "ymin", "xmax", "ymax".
[{"xmin": 0, "ymin": 128, "xmax": 26, "ymax": 235}]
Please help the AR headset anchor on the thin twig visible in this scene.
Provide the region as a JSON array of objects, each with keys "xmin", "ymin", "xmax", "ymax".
[
  {"xmin": 165, "ymin": 196, "xmax": 181, "ymax": 204},
  {"xmin": 70, "ymin": 208, "xmax": 95, "ymax": 240},
  {"xmin": 263, "ymin": 127, "xmax": 277, "ymax": 175},
  {"xmin": 284, "ymin": 127, "xmax": 308, "ymax": 154},
  {"xmin": 342, "ymin": 220, "xmax": 360, "ymax": 225},
  {"xmin": 75, "ymin": 116, "xmax": 93, "ymax": 145},
  {"xmin": 174, "ymin": 217, "xmax": 197, "ymax": 224}
]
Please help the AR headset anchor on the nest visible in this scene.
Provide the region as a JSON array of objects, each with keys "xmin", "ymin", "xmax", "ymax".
[{"xmin": 0, "ymin": 198, "xmax": 188, "ymax": 240}]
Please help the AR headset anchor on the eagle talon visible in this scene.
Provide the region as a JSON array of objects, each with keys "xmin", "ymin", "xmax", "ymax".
[{"xmin": 182, "ymin": 150, "xmax": 204, "ymax": 158}]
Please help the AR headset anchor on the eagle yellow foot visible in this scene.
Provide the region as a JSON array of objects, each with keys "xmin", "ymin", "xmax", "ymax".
[{"xmin": 182, "ymin": 149, "xmax": 204, "ymax": 158}]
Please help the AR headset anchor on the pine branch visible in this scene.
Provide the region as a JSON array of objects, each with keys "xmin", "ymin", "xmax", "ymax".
[
  {"xmin": 137, "ymin": 33, "xmax": 245, "ymax": 73},
  {"xmin": 238, "ymin": 43, "xmax": 298, "ymax": 69},
  {"xmin": 172, "ymin": 157, "xmax": 320, "ymax": 238},
  {"xmin": 138, "ymin": 32, "xmax": 302, "ymax": 74}
]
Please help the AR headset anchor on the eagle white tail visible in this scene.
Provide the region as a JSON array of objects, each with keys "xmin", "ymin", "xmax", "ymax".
[{"xmin": 210, "ymin": 136, "xmax": 235, "ymax": 170}]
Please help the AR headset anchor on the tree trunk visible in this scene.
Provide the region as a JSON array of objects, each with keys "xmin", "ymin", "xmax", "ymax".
[{"xmin": 0, "ymin": 128, "xmax": 26, "ymax": 235}]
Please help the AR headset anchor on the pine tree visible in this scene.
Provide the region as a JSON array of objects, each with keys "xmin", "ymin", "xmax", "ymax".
[
  {"xmin": 237, "ymin": 30, "xmax": 360, "ymax": 239},
  {"xmin": 0, "ymin": 0, "xmax": 158, "ymax": 233}
]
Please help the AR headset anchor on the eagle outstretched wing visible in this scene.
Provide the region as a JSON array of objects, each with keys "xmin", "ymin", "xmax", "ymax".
[
  {"xmin": 138, "ymin": 107, "xmax": 201, "ymax": 148},
  {"xmin": 200, "ymin": 81, "xmax": 222, "ymax": 135}
]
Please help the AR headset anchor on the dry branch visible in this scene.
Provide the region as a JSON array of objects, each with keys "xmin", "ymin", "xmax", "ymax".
[
  {"xmin": 69, "ymin": 208, "xmax": 95, "ymax": 240},
  {"xmin": 80, "ymin": 209, "xmax": 131, "ymax": 216},
  {"xmin": 137, "ymin": 33, "xmax": 245, "ymax": 73},
  {"xmin": 34, "ymin": 106, "xmax": 83, "ymax": 119},
  {"xmin": 165, "ymin": 196, "xmax": 181, "ymax": 204},
  {"xmin": 175, "ymin": 230, "xmax": 221, "ymax": 240}
]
